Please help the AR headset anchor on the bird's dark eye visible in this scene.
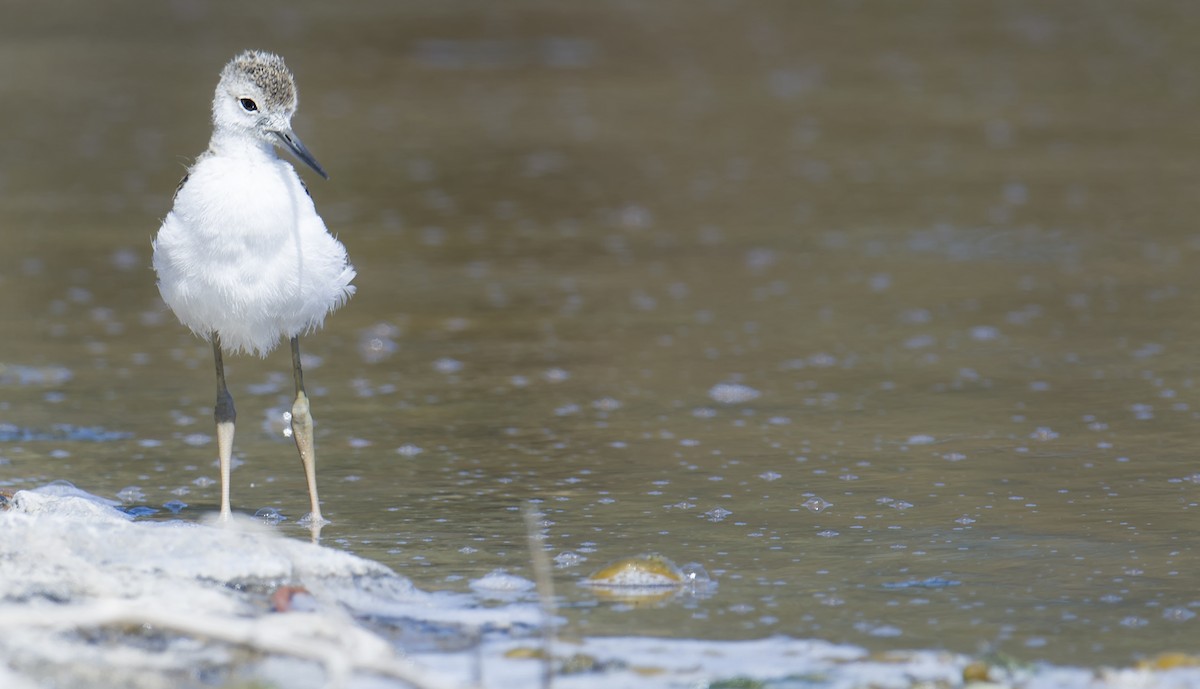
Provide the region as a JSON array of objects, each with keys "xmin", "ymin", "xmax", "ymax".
[{"xmin": 238, "ymin": 98, "xmax": 258, "ymax": 112}]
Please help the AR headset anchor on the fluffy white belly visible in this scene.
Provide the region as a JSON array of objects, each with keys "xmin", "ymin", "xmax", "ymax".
[{"xmin": 152, "ymin": 155, "xmax": 355, "ymax": 356}]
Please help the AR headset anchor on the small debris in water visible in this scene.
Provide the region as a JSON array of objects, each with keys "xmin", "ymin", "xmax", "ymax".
[{"xmin": 270, "ymin": 585, "xmax": 316, "ymax": 613}]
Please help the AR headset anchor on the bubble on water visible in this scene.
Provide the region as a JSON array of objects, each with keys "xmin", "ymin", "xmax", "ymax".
[
  {"xmin": 899, "ymin": 309, "xmax": 931, "ymax": 325},
  {"xmin": 510, "ymin": 375, "xmax": 530, "ymax": 387},
  {"xmin": 943, "ymin": 452, "xmax": 967, "ymax": 462},
  {"xmin": 758, "ymin": 471, "xmax": 782, "ymax": 482},
  {"xmin": 1163, "ymin": 607, "xmax": 1197, "ymax": 622},
  {"xmin": 1130, "ymin": 403, "xmax": 1154, "ymax": 420},
  {"xmin": 816, "ymin": 530, "xmax": 839, "ymax": 538},
  {"xmin": 954, "ymin": 515, "xmax": 977, "ymax": 525},
  {"xmin": 744, "ymin": 247, "xmax": 777, "ymax": 272},
  {"xmin": 192, "ymin": 476, "xmax": 216, "ymax": 488},
  {"xmin": 543, "ymin": 367, "xmax": 571, "ymax": 383},
  {"xmin": 254, "ymin": 508, "xmax": 286, "ymax": 524},
  {"xmin": 704, "ymin": 507, "xmax": 732, "ymax": 522},
  {"xmin": 692, "ymin": 407, "xmax": 718, "ymax": 419},
  {"xmin": 0, "ymin": 364, "xmax": 74, "ymax": 387},
  {"xmin": 162, "ymin": 500, "xmax": 187, "ymax": 514},
  {"xmin": 116, "ymin": 486, "xmax": 145, "ymax": 503},
  {"xmin": 1029, "ymin": 381, "xmax": 1050, "ymax": 392},
  {"xmin": 470, "ymin": 570, "xmax": 535, "ymax": 598},
  {"xmin": 906, "ymin": 435, "xmax": 936, "ymax": 445},
  {"xmin": 434, "ymin": 357, "xmax": 463, "ymax": 374},
  {"xmin": 246, "ymin": 374, "xmax": 285, "ymax": 396},
  {"xmin": 592, "ymin": 397, "xmax": 622, "ymax": 411},
  {"xmin": 802, "ymin": 497, "xmax": 832, "ymax": 513},
  {"xmin": 123, "ymin": 506, "xmax": 158, "ymax": 517},
  {"xmin": 1132, "ymin": 342, "xmax": 1164, "ymax": 360},
  {"xmin": 396, "ymin": 444, "xmax": 424, "ymax": 457},
  {"xmin": 554, "ymin": 551, "xmax": 586, "ymax": 568},
  {"xmin": 108, "ymin": 247, "xmax": 138, "ymax": 271},
  {"xmin": 182, "ymin": 433, "xmax": 211, "ymax": 447},
  {"xmin": 903, "ymin": 334, "xmax": 935, "ymax": 349},
  {"xmin": 1119, "ymin": 616, "xmax": 1149, "ymax": 629},
  {"xmin": 889, "ymin": 501, "xmax": 914, "ymax": 510},
  {"xmin": 808, "ymin": 352, "xmax": 837, "ymax": 368},
  {"xmin": 555, "ymin": 403, "xmax": 581, "ymax": 416},
  {"xmin": 357, "ymin": 323, "xmax": 401, "ymax": 364},
  {"xmin": 708, "ymin": 383, "xmax": 760, "ymax": 404},
  {"xmin": 882, "ymin": 577, "xmax": 960, "ymax": 590},
  {"xmin": 970, "ymin": 325, "xmax": 1001, "ymax": 341},
  {"xmin": 679, "ymin": 562, "xmax": 712, "ymax": 588}
]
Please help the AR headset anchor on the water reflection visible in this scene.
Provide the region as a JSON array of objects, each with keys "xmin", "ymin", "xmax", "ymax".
[{"xmin": 2, "ymin": 0, "xmax": 1200, "ymax": 668}]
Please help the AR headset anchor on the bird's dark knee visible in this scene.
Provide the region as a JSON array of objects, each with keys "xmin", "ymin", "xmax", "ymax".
[{"xmin": 215, "ymin": 390, "xmax": 237, "ymax": 425}]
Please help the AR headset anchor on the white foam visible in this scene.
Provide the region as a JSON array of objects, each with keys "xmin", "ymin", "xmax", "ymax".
[{"xmin": 3, "ymin": 484, "xmax": 1198, "ymax": 689}]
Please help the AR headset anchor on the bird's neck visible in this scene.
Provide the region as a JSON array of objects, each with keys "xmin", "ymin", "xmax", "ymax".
[{"xmin": 207, "ymin": 130, "xmax": 278, "ymax": 164}]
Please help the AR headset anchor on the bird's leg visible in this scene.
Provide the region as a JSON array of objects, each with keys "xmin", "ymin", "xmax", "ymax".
[
  {"xmin": 290, "ymin": 336, "xmax": 325, "ymax": 526},
  {"xmin": 213, "ymin": 334, "xmax": 236, "ymax": 522}
]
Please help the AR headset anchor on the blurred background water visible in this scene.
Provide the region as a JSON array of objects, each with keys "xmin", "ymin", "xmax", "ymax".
[{"xmin": 2, "ymin": 0, "xmax": 1200, "ymax": 666}]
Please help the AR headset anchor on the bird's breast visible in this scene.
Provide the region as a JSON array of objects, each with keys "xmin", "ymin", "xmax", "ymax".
[{"xmin": 173, "ymin": 156, "xmax": 315, "ymax": 247}]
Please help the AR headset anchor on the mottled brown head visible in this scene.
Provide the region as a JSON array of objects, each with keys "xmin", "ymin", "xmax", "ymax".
[
  {"xmin": 219, "ymin": 50, "xmax": 297, "ymax": 114},
  {"xmin": 209, "ymin": 50, "xmax": 327, "ymax": 178}
]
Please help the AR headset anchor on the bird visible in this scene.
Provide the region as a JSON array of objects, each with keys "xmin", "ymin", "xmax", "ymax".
[{"xmin": 152, "ymin": 50, "xmax": 355, "ymax": 526}]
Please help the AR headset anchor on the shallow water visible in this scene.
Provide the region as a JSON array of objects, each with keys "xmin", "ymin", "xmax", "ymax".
[{"xmin": 2, "ymin": 0, "xmax": 1200, "ymax": 668}]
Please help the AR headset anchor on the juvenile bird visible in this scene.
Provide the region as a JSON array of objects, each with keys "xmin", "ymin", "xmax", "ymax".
[{"xmin": 152, "ymin": 50, "xmax": 355, "ymax": 525}]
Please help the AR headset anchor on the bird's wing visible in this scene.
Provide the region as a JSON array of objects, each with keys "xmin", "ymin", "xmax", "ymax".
[{"xmin": 173, "ymin": 173, "xmax": 190, "ymax": 202}]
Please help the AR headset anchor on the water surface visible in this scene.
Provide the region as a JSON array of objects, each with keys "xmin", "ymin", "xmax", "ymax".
[{"xmin": 2, "ymin": 0, "xmax": 1200, "ymax": 666}]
